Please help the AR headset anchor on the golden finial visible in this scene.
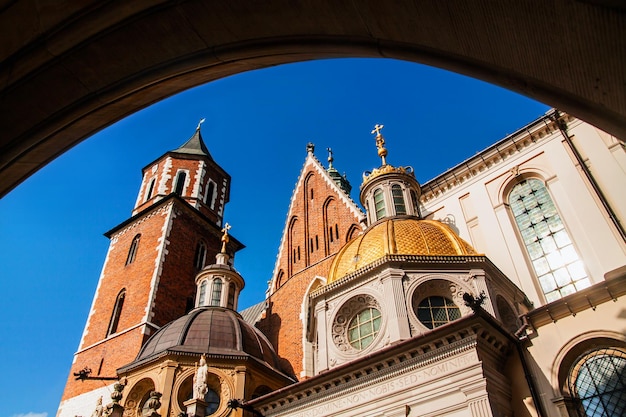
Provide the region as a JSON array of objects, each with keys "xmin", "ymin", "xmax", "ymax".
[
  {"xmin": 371, "ymin": 124, "xmax": 388, "ymax": 165},
  {"xmin": 220, "ymin": 223, "xmax": 231, "ymax": 253}
]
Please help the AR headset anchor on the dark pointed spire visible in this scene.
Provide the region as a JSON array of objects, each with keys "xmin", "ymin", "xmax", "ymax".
[
  {"xmin": 172, "ymin": 120, "xmax": 213, "ymax": 159},
  {"xmin": 326, "ymin": 147, "xmax": 352, "ymax": 194}
]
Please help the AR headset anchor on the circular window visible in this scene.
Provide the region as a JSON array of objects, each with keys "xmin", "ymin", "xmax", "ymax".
[
  {"xmin": 415, "ymin": 296, "xmax": 460, "ymax": 329},
  {"xmin": 348, "ymin": 307, "xmax": 382, "ymax": 350}
]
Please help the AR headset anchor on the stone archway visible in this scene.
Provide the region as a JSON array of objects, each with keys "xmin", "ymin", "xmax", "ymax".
[{"xmin": 1, "ymin": 1, "xmax": 624, "ymax": 197}]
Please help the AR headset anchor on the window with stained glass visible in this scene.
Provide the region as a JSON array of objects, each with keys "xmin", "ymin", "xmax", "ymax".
[
  {"xmin": 509, "ymin": 179, "xmax": 589, "ymax": 302},
  {"xmin": 348, "ymin": 307, "xmax": 382, "ymax": 350},
  {"xmin": 210, "ymin": 278, "xmax": 222, "ymax": 306},
  {"xmin": 568, "ymin": 348, "xmax": 626, "ymax": 417}
]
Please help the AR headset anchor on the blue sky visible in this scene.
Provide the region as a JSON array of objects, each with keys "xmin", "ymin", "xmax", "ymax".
[{"xmin": 0, "ymin": 58, "xmax": 549, "ymax": 417}]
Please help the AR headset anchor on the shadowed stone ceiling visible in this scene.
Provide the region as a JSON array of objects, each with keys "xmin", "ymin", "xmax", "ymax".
[{"xmin": 1, "ymin": 0, "xmax": 624, "ymax": 197}]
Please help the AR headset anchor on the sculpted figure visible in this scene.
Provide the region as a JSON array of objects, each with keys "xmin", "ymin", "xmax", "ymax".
[
  {"xmin": 91, "ymin": 396, "xmax": 103, "ymax": 417},
  {"xmin": 193, "ymin": 354, "xmax": 209, "ymax": 400}
]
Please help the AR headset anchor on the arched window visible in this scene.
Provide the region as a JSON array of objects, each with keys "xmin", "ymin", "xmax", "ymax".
[
  {"xmin": 194, "ymin": 241, "xmax": 207, "ymax": 270},
  {"xmin": 509, "ymin": 178, "xmax": 589, "ymax": 302},
  {"xmin": 174, "ymin": 171, "xmax": 186, "ymax": 195},
  {"xmin": 374, "ymin": 188, "xmax": 386, "ymax": 220},
  {"xmin": 410, "ymin": 189, "xmax": 421, "ymax": 217},
  {"xmin": 205, "ymin": 180, "xmax": 216, "ymax": 209},
  {"xmin": 198, "ymin": 280, "xmax": 207, "ymax": 306},
  {"xmin": 415, "ymin": 296, "xmax": 461, "ymax": 329},
  {"xmin": 392, "ymin": 184, "xmax": 406, "ymax": 215},
  {"xmin": 227, "ymin": 282, "xmax": 236, "ymax": 309},
  {"xmin": 145, "ymin": 178, "xmax": 156, "ymax": 201},
  {"xmin": 210, "ymin": 278, "xmax": 222, "ymax": 306},
  {"xmin": 126, "ymin": 234, "xmax": 140, "ymax": 265},
  {"xmin": 568, "ymin": 348, "xmax": 626, "ymax": 417},
  {"xmin": 107, "ymin": 289, "xmax": 126, "ymax": 336}
]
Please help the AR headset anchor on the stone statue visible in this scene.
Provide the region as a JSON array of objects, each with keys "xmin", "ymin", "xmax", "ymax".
[
  {"xmin": 193, "ymin": 354, "xmax": 209, "ymax": 400},
  {"xmin": 142, "ymin": 391, "xmax": 162, "ymax": 417},
  {"xmin": 91, "ymin": 396, "xmax": 103, "ymax": 417}
]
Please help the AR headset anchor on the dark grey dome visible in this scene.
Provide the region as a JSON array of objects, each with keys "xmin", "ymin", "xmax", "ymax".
[{"xmin": 135, "ymin": 307, "xmax": 280, "ymax": 370}]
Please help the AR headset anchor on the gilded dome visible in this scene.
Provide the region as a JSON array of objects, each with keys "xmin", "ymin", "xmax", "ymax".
[{"xmin": 327, "ymin": 218, "xmax": 478, "ymax": 283}]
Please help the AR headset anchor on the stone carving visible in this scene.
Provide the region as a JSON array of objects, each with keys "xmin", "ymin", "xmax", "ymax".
[
  {"xmin": 332, "ymin": 294, "xmax": 380, "ymax": 352},
  {"xmin": 91, "ymin": 396, "xmax": 104, "ymax": 417},
  {"xmin": 193, "ymin": 354, "xmax": 209, "ymax": 400},
  {"xmin": 142, "ymin": 391, "xmax": 162, "ymax": 417},
  {"xmin": 102, "ymin": 382, "xmax": 125, "ymax": 417}
]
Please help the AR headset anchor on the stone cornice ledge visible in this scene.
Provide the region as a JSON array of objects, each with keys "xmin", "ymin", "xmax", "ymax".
[
  {"xmin": 249, "ymin": 313, "xmax": 511, "ymax": 415},
  {"xmin": 526, "ymin": 271, "xmax": 626, "ymax": 329}
]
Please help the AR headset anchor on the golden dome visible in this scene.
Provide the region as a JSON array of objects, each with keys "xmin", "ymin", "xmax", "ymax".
[{"xmin": 327, "ymin": 218, "xmax": 479, "ymax": 283}]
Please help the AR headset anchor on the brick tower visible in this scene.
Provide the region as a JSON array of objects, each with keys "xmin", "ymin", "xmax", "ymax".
[
  {"xmin": 57, "ymin": 124, "xmax": 243, "ymax": 416},
  {"xmin": 258, "ymin": 144, "xmax": 364, "ymax": 379}
]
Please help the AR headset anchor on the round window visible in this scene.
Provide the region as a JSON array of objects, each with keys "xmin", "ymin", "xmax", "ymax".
[
  {"xmin": 178, "ymin": 376, "xmax": 221, "ymax": 415},
  {"xmin": 348, "ymin": 307, "xmax": 382, "ymax": 350},
  {"xmin": 415, "ymin": 296, "xmax": 460, "ymax": 329}
]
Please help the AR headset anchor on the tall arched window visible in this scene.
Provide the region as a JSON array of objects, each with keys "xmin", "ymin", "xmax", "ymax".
[
  {"xmin": 145, "ymin": 178, "xmax": 156, "ymax": 201},
  {"xmin": 509, "ymin": 178, "xmax": 589, "ymax": 302},
  {"xmin": 227, "ymin": 282, "xmax": 236, "ymax": 309},
  {"xmin": 568, "ymin": 348, "xmax": 626, "ymax": 417},
  {"xmin": 205, "ymin": 180, "xmax": 216, "ymax": 208},
  {"xmin": 392, "ymin": 184, "xmax": 406, "ymax": 215},
  {"xmin": 198, "ymin": 280, "xmax": 207, "ymax": 306},
  {"xmin": 210, "ymin": 278, "xmax": 222, "ymax": 306},
  {"xmin": 107, "ymin": 289, "xmax": 126, "ymax": 336},
  {"xmin": 174, "ymin": 171, "xmax": 186, "ymax": 195},
  {"xmin": 410, "ymin": 189, "xmax": 421, "ymax": 217},
  {"xmin": 374, "ymin": 188, "xmax": 386, "ymax": 220},
  {"xmin": 126, "ymin": 234, "xmax": 140, "ymax": 265},
  {"xmin": 194, "ymin": 241, "xmax": 207, "ymax": 270}
]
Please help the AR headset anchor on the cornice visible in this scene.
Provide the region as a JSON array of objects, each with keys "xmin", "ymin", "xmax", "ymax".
[{"xmin": 420, "ymin": 112, "xmax": 574, "ymax": 204}]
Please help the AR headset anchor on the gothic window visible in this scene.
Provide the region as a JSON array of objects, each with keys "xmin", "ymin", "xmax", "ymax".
[
  {"xmin": 392, "ymin": 184, "xmax": 406, "ymax": 215},
  {"xmin": 106, "ymin": 289, "xmax": 126, "ymax": 336},
  {"xmin": 126, "ymin": 234, "xmax": 140, "ymax": 265},
  {"xmin": 509, "ymin": 178, "xmax": 589, "ymax": 302},
  {"xmin": 210, "ymin": 278, "xmax": 222, "ymax": 306},
  {"xmin": 415, "ymin": 296, "xmax": 461, "ymax": 329},
  {"xmin": 198, "ymin": 280, "xmax": 207, "ymax": 306},
  {"xmin": 348, "ymin": 307, "xmax": 382, "ymax": 350},
  {"xmin": 227, "ymin": 282, "xmax": 236, "ymax": 309},
  {"xmin": 374, "ymin": 188, "xmax": 386, "ymax": 220},
  {"xmin": 145, "ymin": 178, "xmax": 156, "ymax": 201},
  {"xmin": 194, "ymin": 241, "xmax": 207, "ymax": 270},
  {"xmin": 205, "ymin": 180, "xmax": 216, "ymax": 209},
  {"xmin": 174, "ymin": 171, "xmax": 186, "ymax": 195},
  {"xmin": 568, "ymin": 348, "xmax": 626, "ymax": 417}
]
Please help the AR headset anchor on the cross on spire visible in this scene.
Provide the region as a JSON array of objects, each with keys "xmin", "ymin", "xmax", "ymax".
[
  {"xmin": 196, "ymin": 118, "xmax": 206, "ymax": 130},
  {"xmin": 371, "ymin": 124, "xmax": 388, "ymax": 165},
  {"xmin": 220, "ymin": 222, "xmax": 231, "ymax": 253}
]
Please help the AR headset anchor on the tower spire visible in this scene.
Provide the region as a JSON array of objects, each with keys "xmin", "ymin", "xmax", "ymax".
[{"xmin": 371, "ymin": 124, "xmax": 388, "ymax": 166}]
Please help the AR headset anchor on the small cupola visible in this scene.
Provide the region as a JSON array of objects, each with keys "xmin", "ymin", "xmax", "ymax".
[
  {"xmin": 360, "ymin": 124, "xmax": 422, "ymax": 225},
  {"xmin": 194, "ymin": 223, "xmax": 245, "ymax": 310}
]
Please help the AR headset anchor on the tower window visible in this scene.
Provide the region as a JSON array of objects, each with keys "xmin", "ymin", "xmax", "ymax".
[
  {"xmin": 392, "ymin": 184, "xmax": 406, "ymax": 215},
  {"xmin": 198, "ymin": 280, "xmax": 207, "ymax": 306},
  {"xmin": 509, "ymin": 178, "xmax": 589, "ymax": 302},
  {"xmin": 145, "ymin": 178, "xmax": 156, "ymax": 201},
  {"xmin": 335, "ymin": 224, "xmax": 339, "ymax": 240},
  {"xmin": 174, "ymin": 171, "xmax": 187, "ymax": 195},
  {"xmin": 374, "ymin": 188, "xmax": 386, "ymax": 220},
  {"xmin": 205, "ymin": 180, "xmax": 216, "ymax": 209},
  {"xmin": 210, "ymin": 278, "xmax": 222, "ymax": 306},
  {"xmin": 194, "ymin": 241, "xmax": 207, "ymax": 270},
  {"xmin": 415, "ymin": 296, "xmax": 461, "ymax": 329},
  {"xmin": 568, "ymin": 348, "xmax": 626, "ymax": 417},
  {"xmin": 126, "ymin": 234, "xmax": 140, "ymax": 265},
  {"xmin": 227, "ymin": 283, "xmax": 236, "ymax": 309},
  {"xmin": 106, "ymin": 289, "xmax": 126, "ymax": 336},
  {"xmin": 410, "ymin": 189, "xmax": 421, "ymax": 217}
]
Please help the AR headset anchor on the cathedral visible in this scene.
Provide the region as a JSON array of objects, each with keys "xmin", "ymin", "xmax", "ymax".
[{"xmin": 57, "ymin": 110, "xmax": 626, "ymax": 417}]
